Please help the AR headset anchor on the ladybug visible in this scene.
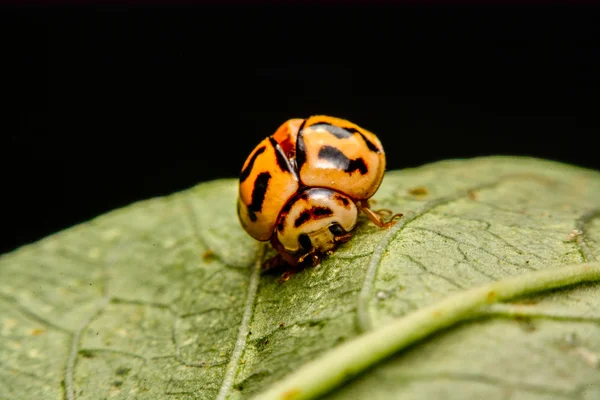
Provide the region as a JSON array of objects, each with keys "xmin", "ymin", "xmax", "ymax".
[{"xmin": 237, "ymin": 115, "xmax": 401, "ymax": 270}]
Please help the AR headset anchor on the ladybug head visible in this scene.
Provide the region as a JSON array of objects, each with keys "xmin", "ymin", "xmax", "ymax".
[{"xmin": 274, "ymin": 187, "xmax": 358, "ymax": 260}]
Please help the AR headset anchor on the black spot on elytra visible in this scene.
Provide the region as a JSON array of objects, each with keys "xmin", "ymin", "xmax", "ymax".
[
  {"xmin": 248, "ymin": 209, "xmax": 257, "ymax": 222},
  {"xmin": 240, "ymin": 146, "xmax": 266, "ymax": 183},
  {"xmin": 309, "ymin": 121, "xmax": 353, "ymax": 139},
  {"xmin": 334, "ymin": 194, "xmax": 351, "ymax": 208},
  {"xmin": 318, "ymin": 145, "xmax": 368, "ymax": 174},
  {"xmin": 247, "ymin": 172, "xmax": 271, "ymax": 222},
  {"xmin": 277, "ymin": 189, "xmax": 311, "ymax": 233},
  {"xmin": 349, "ymin": 158, "xmax": 368, "ymax": 174},
  {"xmin": 294, "ymin": 210, "xmax": 311, "ymax": 228},
  {"xmin": 313, "ymin": 123, "xmax": 381, "ymax": 154},
  {"xmin": 268, "ymin": 136, "xmax": 293, "ymax": 174},
  {"xmin": 299, "ymin": 191, "xmax": 309, "ymax": 201},
  {"xmin": 295, "ymin": 119, "xmax": 308, "ymax": 171},
  {"xmin": 357, "ymin": 132, "xmax": 381, "ymax": 153},
  {"xmin": 313, "ymin": 207, "xmax": 333, "ymax": 217},
  {"xmin": 280, "ymin": 197, "xmax": 294, "ymax": 215},
  {"xmin": 294, "ymin": 206, "xmax": 333, "ymax": 227}
]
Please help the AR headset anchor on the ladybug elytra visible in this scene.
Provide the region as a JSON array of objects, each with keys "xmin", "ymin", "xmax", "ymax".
[{"xmin": 237, "ymin": 115, "xmax": 401, "ymax": 269}]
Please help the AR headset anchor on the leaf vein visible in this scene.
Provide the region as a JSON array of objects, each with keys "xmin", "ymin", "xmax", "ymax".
[
  {"xmin": 63, "ymin": 237, "xmax": 119, "ymax": 400},
  {"xmin": 215, "ymin": 244, "xmax": 264, "ymax": 400},
  {"xmin": 455, "ymin": 244, "xmax": 499, "ymax": 280},
  {"xmin": 421, "ymin": 226, "xmax": 536, "ymax": 270},
  {"xmin": 64, "ymin": 297, "xmax": 110, "ymax": 400},
  {"xmin": 574, "ymin": 208, "xmax": 600, "ymax": 262},
  {"xmin": 356, "ymin": 177, "xmax": 534, "ymax": 332},
  {"xmin": 0, "ymin": 293, "xmax": 72, "ymax": 334},
  {"xmin": 254, "ymin": 261, "xmax": 600, "ymax": 400},
  {"xmin": 0, "ymin": 364, "xmax": 56, "ymax": 387},
  {"xmin": 404, "ymin": 254, "xmax": 465, "ymax": 289},
  {"xmin": 481, "ymin": 303, "xmax": 600, "ymax": 323}
]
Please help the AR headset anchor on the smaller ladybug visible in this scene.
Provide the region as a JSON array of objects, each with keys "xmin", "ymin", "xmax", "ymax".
[{"xmin": 237, "ymin": 115, "xmax": 401, "ymax": 271}]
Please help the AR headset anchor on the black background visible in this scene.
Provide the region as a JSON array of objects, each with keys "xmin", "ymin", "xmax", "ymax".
[{"xmin": 3, "ymin": 5, "xmax": 600, "ymax": 254}]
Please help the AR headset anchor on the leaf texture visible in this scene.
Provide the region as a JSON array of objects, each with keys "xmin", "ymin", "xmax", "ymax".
[{"xmin": 1, "ymin": 156, "xmax": 599, "ymax": 400}]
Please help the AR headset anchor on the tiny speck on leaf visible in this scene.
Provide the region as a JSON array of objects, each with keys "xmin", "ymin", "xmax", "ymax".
[
  {"xmin": 516, "ymin": 317, "xmax": 537, "ymax": 332},
  {"xmin": 376, "ymin": 290, "xmax": 389, "ymax": 300},
  {"xmin": 564, "ymin": 332, "xmax": 578, "ymax": 346},
  {"xmin": 408, "ymin": 186, "xmax": 429, "ymax": 196},
  {"xmin": 116, "ymin": 367, "xmax": 131, "ymax": 376},
  {"xmin": 202, "ymin": 249, "xmax": 216, "ymax": 262},
  {"xmin": 79, "ymin": 349, "xmax": 94, "ymax": 358}
]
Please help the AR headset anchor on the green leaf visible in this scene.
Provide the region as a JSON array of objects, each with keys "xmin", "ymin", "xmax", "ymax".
[{"xmin": 2, "ymin": 156, "xmax": 600, "ymax": 400}]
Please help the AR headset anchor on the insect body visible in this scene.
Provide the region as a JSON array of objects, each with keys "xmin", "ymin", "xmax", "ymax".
[{"xmin": 237, "ymin": 115, "xmax": 401, "ymax": 269}]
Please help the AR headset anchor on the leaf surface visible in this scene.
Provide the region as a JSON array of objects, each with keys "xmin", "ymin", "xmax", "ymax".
[{"xmin": 1, "ymin": 156, "xmax": 600, "ymax": 400}]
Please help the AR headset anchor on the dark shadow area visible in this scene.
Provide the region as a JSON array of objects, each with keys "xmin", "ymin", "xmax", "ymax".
[{"xmin": 3, "ymin": 5, "xmax": 600, "ymax": 253}]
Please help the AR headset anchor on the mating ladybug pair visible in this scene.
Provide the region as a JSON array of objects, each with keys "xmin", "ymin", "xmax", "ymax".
[{"xmin": 237, "ymin": 115, "xmax": 401, "ymax": 270}]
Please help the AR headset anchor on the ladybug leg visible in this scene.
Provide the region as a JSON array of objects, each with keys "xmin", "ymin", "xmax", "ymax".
[
  {"xmin": 278, "ymin": 268, "xmax": 300, "ymax": 283},
  {"xmin": 262, "ymin": 253, "xmax": 287, "ymax": 273},
  {"xmin": 278, "ymin": 252, "xmax": 314, "ymax": 284},
  {"xmin": 334, "ymin": 232, "xmax": 353, "ymax": 244},
  {"xmin": 297, "ymin": 248, "xmax": 320, "ymax": 267},
  {"xmin": 357, "ymin": 199, "xmax": 403, "ymax": 228},
  {"xmin": 374, "ymin": 209, "xmax": 393, "ymax": 217}
]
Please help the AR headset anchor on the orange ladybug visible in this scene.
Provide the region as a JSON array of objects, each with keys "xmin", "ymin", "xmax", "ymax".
[{"xmin": 237, "ymin": 115, "xmax": 401, "ymax": 269}]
